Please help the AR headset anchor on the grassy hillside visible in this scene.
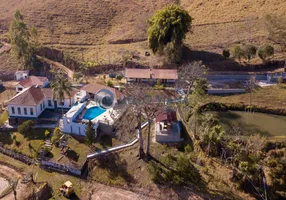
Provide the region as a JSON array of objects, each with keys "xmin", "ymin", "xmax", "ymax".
[{"xmin": 0, "ymin": 0, "xmax": 285, "ymax": 68}]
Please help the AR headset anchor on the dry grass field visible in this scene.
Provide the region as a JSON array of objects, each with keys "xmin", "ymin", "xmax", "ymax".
[{"xmin": 0, "ymin": 0, "xmax": 285, "ymax": 68}]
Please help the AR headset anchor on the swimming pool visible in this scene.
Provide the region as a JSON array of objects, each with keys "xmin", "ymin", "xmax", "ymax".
[{"xmin": 83, "ymin": 107, "xmax": 106, "ymax": 120}]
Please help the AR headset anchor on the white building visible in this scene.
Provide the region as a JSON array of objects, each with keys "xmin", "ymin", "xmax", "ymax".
[
  {"xmin": 14, "ymin": 70, "xmax": 29, "ymax": 81},
  {"xmin": 6, "ymin": 86, "xmax": 79, "ymax": 125},
  {"xmin": 125, "ymin": 68, "xmax": 178, "ymax": 84},
  {"xmin": 16, "ymin": 76, "xmax": 49, "ymax": 93}
]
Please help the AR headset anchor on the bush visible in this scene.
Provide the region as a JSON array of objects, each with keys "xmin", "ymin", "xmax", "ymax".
[
  {"xmin": 244, "ymin": 45, "xmax": 257, "ymax": 61},
  {"xmin": 106, "ymin": 80, "xmax": 113, "ymax": 87},
  {"xmin": 45, "ymin": 130, "xmax": 50, "ymax": 138},
  {"xmin": 116, "ymin": 75, "xmax": 123, "ymax": 81},
  {"xmin": 51, "ymin": 127, "xmax": 62, "ymax": 145},
  {"xmin": 18, "ymin": 120, "xmax": 34, "ymax": 137},
  {"xmin": 258, "ymin": 45, "xmax": 274, "ymax": 62},
  {"xmin": 222, "ymin": 49, "xmax": 230, "ymax": 59}
]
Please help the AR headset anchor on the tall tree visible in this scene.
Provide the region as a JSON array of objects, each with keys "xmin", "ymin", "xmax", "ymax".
[
  {"xmin": 85, "ymin": 120, "xmax": 96, "ymax": 145},
  {"xmin": 9, "ymin": 10, "xmax": 36, "ymax": 68},
  {"xmin": 147, "ymin": 4, "xmax": 192, "ymax": 62},
  {"xmin": 50, "ymin": 70, "xmax": 72, "ymax": 114},
  {"xmin": 47, "ymin": 14, "xmax": 55, "ymax": 48},
  {"xmin": 245, "ymin": 75, "xmax": 256, "ymax": 107}
]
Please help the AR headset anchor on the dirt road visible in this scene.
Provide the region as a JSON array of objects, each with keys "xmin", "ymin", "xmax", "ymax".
[{"xmin": 0, "ymin": 165, "xmax": 28, "ymax": 200}]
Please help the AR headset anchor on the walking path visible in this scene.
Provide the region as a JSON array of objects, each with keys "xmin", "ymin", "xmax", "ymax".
[{"xmin": 36, "ymin": 55, "xmax": 74, "ymax": 79}]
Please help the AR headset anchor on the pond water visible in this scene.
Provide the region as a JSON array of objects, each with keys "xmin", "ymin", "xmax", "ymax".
[{"xmin": 209, "ymin": 111, "xmax": 286, "ymax": 137}]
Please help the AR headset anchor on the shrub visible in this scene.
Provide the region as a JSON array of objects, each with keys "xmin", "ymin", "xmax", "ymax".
[
  {"xmin": 116, "ymin": 75, "xmax": 123, "ymax": 81},
  {"xmin": 244, "ymin": 45, "xmax": 257, "ymax": 61},
  {"xmin": 232, "ymin": 45, "xmax": 246, "ymax": 63},
  {"xmin": 222, "ymin": 49, "xmax": 230, "ymax": 59},
  {"xmin": 258, "ymin": 45, "xmax": 274, "ymax": 62},
  {"xmin": 51, "ymin": 127, "xmax": 62, "ymax": 145},
  {"xmin": 45, "ymin": 130, "xmax": 50, "ymax": 138},
  {"xmin": 277, "ymin": 76, "xmax": 283, "ymax": 84},
  {"xmin": 184, "ymin": 144, "xmax": 193, "ymax": 153},
  {"xmin": 18, "ymin": 120, "xmax": 34, "ymax": 137},
  {"xmin": 106, "ymin": 80, "xmax": 113, "ymax": 87}
]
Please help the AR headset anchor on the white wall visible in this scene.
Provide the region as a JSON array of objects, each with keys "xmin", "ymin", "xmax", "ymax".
[
  {"xmin": 61, "ymin": 118, "xmax": 99, "ymax": 136},
  {"xmin": 15, "ymin": 73, "xmax": 29, "ymax": 81},
  {"xmin": 8, "ymin": 105, "xmax": 37, "ymax": 118}
]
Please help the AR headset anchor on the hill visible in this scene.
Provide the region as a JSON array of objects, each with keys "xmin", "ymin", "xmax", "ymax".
[{"xmin": 0, "ymin": 0, "xmax": 285, "ymax": 69}]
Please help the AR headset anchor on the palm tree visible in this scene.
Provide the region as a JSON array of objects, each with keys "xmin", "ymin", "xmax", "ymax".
[{"xmin": 51, "ymin": 70, "xmax": 72, "ymax": 114}]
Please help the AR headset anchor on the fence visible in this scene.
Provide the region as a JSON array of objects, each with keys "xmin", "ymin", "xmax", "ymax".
[
  {"xmin": 0, "ymin": 145, "xmax": 35, "ymax": 165},
  {"xmin": 40, "ymin": 160, "xmax": 82, "ymax": 176}
]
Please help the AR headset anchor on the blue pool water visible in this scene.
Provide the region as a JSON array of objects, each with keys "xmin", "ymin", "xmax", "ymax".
[{"xmin": 83, "ymin": 107, "xmax": 106, "ymax": 120}]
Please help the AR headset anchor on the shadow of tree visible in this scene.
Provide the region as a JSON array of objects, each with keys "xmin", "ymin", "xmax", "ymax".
[
  {"xmin": 66, "ymin": 149, "xmax": 79, "ymax": 162},
  {"xmin": 0, "ymin": 132, "xmax": 13, "ymax": 145},
  {"xmin": 95, "ymin": 153, "xmax": 135, "ymax": 186}
]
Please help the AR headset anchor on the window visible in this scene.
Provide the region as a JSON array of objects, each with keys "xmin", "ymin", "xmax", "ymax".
[
  {"xmin": 17, "ymin": 107, "xmax": 21, "ymax": 115},
  {"xmin": 30, "ymin": 108, "xmax": 34, "ymax": 115},
  {"xmin": 60, "ymin": 101, "xmax": 64, "ymax": 106},
  {"xmin": 11, "ymin": 107, "xmax": 15, "ymax": 114},
  {"xmin": 18, "ymin": 87, "xmax": 23, "ymax": 91},
  {"xmin": 43, "ymin": 102, "xmax": 45, "ymax": 108},
  {"xmin": 48, "ymin": 100, "xmax": 52, "ymax": 107},
  {"xmin": 24, "ymin": 108, "xmax": 27, "ymax": 115},
  {"xmin": 40, "ymin": 104, "xmax": 42, "ymax": 111}
]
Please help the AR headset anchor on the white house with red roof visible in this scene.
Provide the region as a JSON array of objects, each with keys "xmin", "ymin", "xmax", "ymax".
[
  {"xmin": 6, "ymin": 86, "xmax": 80, "ymax": 125},
  {"xmin": 16, "ymin": 76, "xmax": 49, "ymax": 93},
  {"xmin": 125, "ymin": 68, "xmax": 178, "ymax": 84},
  {"xmin": 155, "ymin": 109, "xmax": 182, "ymax": 143}
]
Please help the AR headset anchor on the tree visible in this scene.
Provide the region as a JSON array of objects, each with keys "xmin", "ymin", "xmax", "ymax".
[
  {"xmin": 147, "ymin": 5, "xmax": 192, "ymax": 61},
  {"xmin": 258, "ymin": 45, "xmax": 274, "ymax": 62},
  {"xmin": 50, "ymin": 70, "xmax": 72, "ymax": 114},
  {"xmin": 178, "ymin": 61, "xmax": 207, "ymax": 96},
  {"xmin": 18, "ymin": 120, "xmax": 34, "ymax": 137},
  {"xmin": 244, "ymin": 45, "xmax": 257, "ymax": 62},
  {"xmin": 125, "ymin": 84, "xmax": 164, "ymax": 159},
  {"xmin": 51, "ymin": 127, "xmax": 62, "ymax": 145},
  {"xmin": 47, "ymin": 14, "xmax": 55, "ymax": 48},
  {"xmin": 245, "ymin": 75, "xmax": 256, "ymax": 107},
  {"xmin": 193, "ymin": 78, "xmax": 208, "ymax": 98},
  {"xmin": 9, "ymin": 10, "xmax": 36, "ymax": 68},
  {"xmin": 233, "ymin": 45, "xmax": 245, "ymax": 63},
  {"xmin": 222, "ymin": 49, "xmax": 230, "ymax": 60},
  {"xmin": 85, "ymin": 120, "xmax": 96, "ymax": 146}
]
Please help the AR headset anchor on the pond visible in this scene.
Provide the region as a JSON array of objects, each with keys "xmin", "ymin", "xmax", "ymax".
[{"xmin": 209, "ymin": 110, "xmax": 286, "ymax": 137}]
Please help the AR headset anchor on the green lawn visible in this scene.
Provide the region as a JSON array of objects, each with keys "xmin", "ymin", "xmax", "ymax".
[
  {"xmin": 50, "ymin": 135, "xmax": 91, "ymax": 168},
  {"xmin": 1, "ymin": 129, "xmax": 47, "ymax": 159}
]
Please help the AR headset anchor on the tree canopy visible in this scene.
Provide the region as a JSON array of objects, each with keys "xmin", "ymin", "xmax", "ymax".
[
  {"xmin": 9, "ymin": 10, "xmax": 37, "ymax": 68},
  {"xmin": 147, "ymin": 5, "xmax": 192, "ymax": 54}
]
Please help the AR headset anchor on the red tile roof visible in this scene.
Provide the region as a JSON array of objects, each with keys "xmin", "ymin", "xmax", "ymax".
[
  {"xmin": 6, "ymin": 87, "xmax": 77, "ymax": 106},
  {"xmin": 18, "ymin": 76, "xmax": 48, "ymax": 88},
  {"xmin": 81, "ymin": 83, "xmax": 124, "ymax": 100},
  {"xmin": 156, "ymin": 109, "xmax": 177, "ymax": 123},
  {"xmin": 125, "ymin": 68, "xmax": 178, "ymax": 80}
]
